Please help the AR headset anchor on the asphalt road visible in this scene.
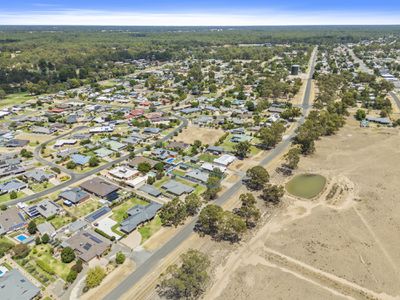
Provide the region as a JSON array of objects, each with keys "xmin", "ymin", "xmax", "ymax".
[
  {"xmin": 348, "ymin": 47, "xmax": 400, "ymax": 112},
  {"xmin": 103, "ymin": 47, "xmax": 318, "ymax": 300},
  {"xmin": 5, "ymin": 114, "xmax": 188, "ymax": 206}
]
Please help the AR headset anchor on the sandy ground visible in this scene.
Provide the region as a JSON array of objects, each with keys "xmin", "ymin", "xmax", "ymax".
[
  {"xmin": 81, "ymin": 259, "xmax": 136, "ymax": 300},
  {"xmin": 205, "ymin": 120, "xmax": 400, "ymax": 300},
  {"xmin": 175, "ymin": 124, "xmax": 225, "ymax": 145}
]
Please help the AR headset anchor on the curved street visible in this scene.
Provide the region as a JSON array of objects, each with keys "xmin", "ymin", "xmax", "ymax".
[{"xmin": 5, "ymin": 114, "xmax": 188, "ymax": 206}]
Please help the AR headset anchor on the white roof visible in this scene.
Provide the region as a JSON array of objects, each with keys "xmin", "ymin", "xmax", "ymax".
[
  {"xmin": 201, "ymin": 162, "xmax": 226, "ymax": 173},
  {"xmin": 108, "ymin": 166, "xmax": 139, "ymax": 179},
  {"xmin": 126, "ymin": 175, "xmax": 148, "ymax": 188},
  {"xmin": 54, "ymin": 139, "xmax": 77, "ymax": 147},
  {"xmin": 213, "ymin": 154, "xmax": 236, "ymax": 166}
]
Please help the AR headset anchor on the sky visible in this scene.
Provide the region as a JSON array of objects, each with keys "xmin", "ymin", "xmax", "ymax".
[{"xmin": 1, "ymin": 0, "xmax": 400, "ymax": 26}]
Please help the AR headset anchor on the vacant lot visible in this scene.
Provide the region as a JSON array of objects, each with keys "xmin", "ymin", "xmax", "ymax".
[
  {"xmin": 205, "ymin": 122, "xmax": 400, "ymax": 300},
  {"xmin": 175, "ymin": 124, "xmax": 225, "ymax": 145}
]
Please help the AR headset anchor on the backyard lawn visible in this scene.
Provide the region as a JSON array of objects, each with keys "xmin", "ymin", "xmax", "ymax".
[
  {"xmin": 18, "ymin": 244, "xmax": 72, "ymax": 284},
  {"xmin": 198, "ymin": 153, "xmax": 218, "ymax": 163},
  {"xmin": 0, "ymin": 236, "xmax": 14, "ymax": 256},
  {"xmin": 49, "ymin": 215, "xmax": 75, "ymax": 229},
  {"xmin": 111, "ymin": 197, "xmax": 148, "ymax": 223},
  {"xmin": 138, "ymin": 215, "xmax": 162, "ymax": 243},
  {"xmin": 64, "ymin": 198, "xmax": 101, "ymax": 218}
]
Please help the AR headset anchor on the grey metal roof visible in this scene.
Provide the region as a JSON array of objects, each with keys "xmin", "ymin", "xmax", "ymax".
[
  {"xmin": 59, "ymin": 187, "xmax": 90, "ymax": 204},
  {"xmin": 0, "ymin": 269, "xmax": 40, "ymax": 300},
  {"xmin": 161, "ymin": 180, "xmax": 194, "ymax": 196},
  {"xmin": 120, "ymin": 202, "xmax": 162, "ymax": 233},
  {"xmin": 139, "ymin": 184, "xmax": 162, "ymax": 197}
]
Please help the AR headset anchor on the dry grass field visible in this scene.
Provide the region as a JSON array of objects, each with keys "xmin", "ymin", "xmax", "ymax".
[
  {"xmin": 204, "ymin": 120, "xmax": 400, "ymax": 300},
  {"xmin": 175, "ymin": 123, "xmax": 225, "ymax": 145}
]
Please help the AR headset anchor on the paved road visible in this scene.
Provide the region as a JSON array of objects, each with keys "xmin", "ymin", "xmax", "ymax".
[
  {"xmin": 348, "ymin": 48, "xmax": 374, "ymax": 75},
  {"xmin": 5, "ymin": 114, "xmax": 188, "ymax": 206},
  {"xmin": 348, "ymin": 47, "xmax": 400, "ymax": 112},
  {"xmin": 103, "ymin": 47, "xmax": 318, "ymax": 300}
]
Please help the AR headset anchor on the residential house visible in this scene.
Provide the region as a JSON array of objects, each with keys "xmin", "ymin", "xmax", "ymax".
[
  {"xmin": 62, "ymin": 230, "xmax": 111, "ymax": 263},
  {"xmin": 0, "ymin": 207, "xmax": 26, "ymax": 235},
  {"xmin": 138, "ymin": 184, "xmax": 162, "ymax": 197},
  {"xmin": 70, "ymin": 154, "xmax": 90, "ymax": 166},
  {"xmin": 0, "ymin": 179, "xmax": 27, "ymax": 194},
  {"xmin": 0, "ymin": 269, "xmax": 40, "ymax": 300},
  {"xmin": 161, "ymin": 180, "xmax": 194, "ymax": 196},
  {"xmin": 120, "ymin": 202, "xmax": 162, "ymax": 233},
  {"xmin": 80, "ymin": 177, "xmax": 119, "ymax": 201},
  {"xmin": 59, "ymin": 187, "xmax": 90, "ymax": 206},
  {"xmin": 24, "ymin": 169, "xmax": 54, "ymax": 182},
  {"xmin": 185, "ymin": 169, "xmax": 209, "ymax": 184},
  {"xmin": 108, "ymin": 166, "xmax": 139, "ymax": 180}
]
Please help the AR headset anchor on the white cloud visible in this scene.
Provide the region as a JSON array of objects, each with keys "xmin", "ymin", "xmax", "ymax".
[{"xmin": 0, "ymin": 9, "xmax": 399, "ymax": 26}]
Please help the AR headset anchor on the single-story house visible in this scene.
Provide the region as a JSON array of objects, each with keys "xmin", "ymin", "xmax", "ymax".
[
  {"xmin": 138, "ymin": 184, "xmax": 162, "ymax": 197},
  {"xmin": 0, "ymin": 268, "xmax": 40, "ymax": 300},
  {"xmin": 80, "ymin": 177, "xmax": 119, "ymax": 201},
  {"xmin": 0, "ymin": 207, "xmax": 26, "ymax": 235},
  {"xmin": 62, "ymin": 230, "xmax": 111, "ymax": 263},
  {"xmin": 5, "ymin": 139, "xmax": 29, "ymax": 148},
  {"xmin": 143, "ymin": 127, "xmax": 161, "ymax": 135},
  {"xmin": 108, "ymin": 166, "xmax": 139, "ymax": 180},
  {"xmin": 0, "ymin": 179, "xmax": 27, "ymax": 194},
  {"xmin": 59, "ymin": 187, "xmax": 90, "ymax": 206},
  {"xmin": 35, "ymin": 200, "xmax": 61, "ymax": 219},
  {"xmin": 37, "ymin": 222, "xmax": 56, "ymax": 237},
  {"xmin": 201, "ymin": 162, "xmax": 226, "ymax": 173},
  {"xmin": 206, "ymin": 146, "xmax": 225, "ymax": 155},
  {"xmin": 54, "ymin": 139, "xmax": 77, "ymax": 147},
  {"xmin": 94, "ymin": 148, "xmax": 114, "ymax": 158},
  {"xmin": 70, "ymin": 154, "xmax": 90, "ymax": 165},
  {"xmin": 85, "ymin": 206, "xmax": 111, "ymax": 223},
  {"xmin": 161, "ymin": 180, "xmax": 194, "ymax": 196},
  {"xmin": 106, "ymin": 140, "xmax": 126, "ymax": 151},
  {"xmin": 214, "ymin": 154, "xmax": 236, "ymax": 166},
  {"xmin": 23, "ymin": 169, "xmax": 54, "ymax": 182},
  {"xmin": 185, "ymin": 169, "xmax": 209, "ymax": 184},
  {"xmin": 120, "ymin": 202, "xmax": 162, "ymax": 233}
]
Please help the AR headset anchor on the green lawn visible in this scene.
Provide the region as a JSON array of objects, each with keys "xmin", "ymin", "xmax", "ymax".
[
  {"xmin": 0, "ymin": 92, "xmax": 32, "ymax": 108},
  {"xmin": 198, "ymin": 153, "xmax": 218, "ymax": 163},
  {"xmin": 111, "ymin": 198, "xmax": 148, "ymax": 223},
  {"xmin": 221, "ymin": 134, "xmax": 260, "ymax": 155},
  {"xmin": 64, "ymin": 198, "xmax": 101, "ymax": 218},
  {"xmin": 138, "ymin": 215, "xmax": 162, "ymax": 243},
  {"xmin": 49, "ymin": 215, "xmax": 74, "ymax": 229},
  {"xmin": 0, "ymin": 191, "xmax": 25, "ymax": 204},
  {"xmin": 154, "ymin": 176, "xmax": 170, "ymax": 189},
  {"xmin": 26, "ymin": 244, "xmax": 72, "ymax": 282},
  {"xmin": 172, "ymin": 169, "xmax": 186, "ymax": 177},
  {"xmin": 30, "ymin": 182, "xmax": 54, "ymax": 193},
  {"xmin": 0, "ymin": 236, "xmax": 15, "ymax": 256}
]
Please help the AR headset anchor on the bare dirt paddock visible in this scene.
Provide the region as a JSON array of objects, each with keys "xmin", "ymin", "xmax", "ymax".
[
  {"xmin": 205, "ymin": 121, "xmax": 400, "ymax": 300},
  {"xmin": 175, "ymin": 123, "xmax": 225, "ymax": 146}
]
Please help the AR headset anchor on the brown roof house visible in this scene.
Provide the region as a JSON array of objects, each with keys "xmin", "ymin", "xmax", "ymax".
[
  {"xmin": 61, "ymin": 229, "xmax": 111, "ymax": 262},
  {"xmin": 80, "ymin": 177, "xmax": 119, "ymax": 201}
]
